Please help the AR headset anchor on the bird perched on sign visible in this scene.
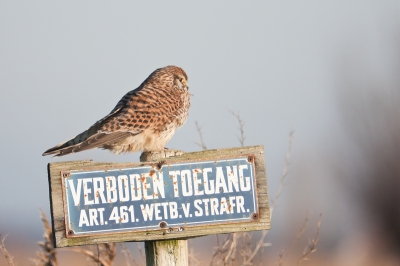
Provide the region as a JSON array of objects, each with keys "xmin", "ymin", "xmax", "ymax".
[{"xmin": 43, "ymin": 66, "xmax": 190, "ymax": 157}]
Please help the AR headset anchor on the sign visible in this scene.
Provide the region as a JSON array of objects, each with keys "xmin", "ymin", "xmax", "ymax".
[
  {"xmin": 48, "ymin": 146, "xmax": 270, "ymax": 247},
  {"xmin": 63, "ymin": 157, "xmax": 258, "ymax": 237}
]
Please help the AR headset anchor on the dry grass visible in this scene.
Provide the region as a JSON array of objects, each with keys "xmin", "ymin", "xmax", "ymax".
[
  {"xmin": 193, "ymin": 117, "xmax": 321, "ymax": 265},
  {"xmin": 31, "ymin": 209, "xmax": 58, "ymax": 266},
  {"xmin": 297, "ymin": 214, "xmax": 322, "ymax": 265},
  {"xmin": 188, "ymin": 239, "xmax": 202, "ymax": 266},
  {"xmin": 278, "ymin": 212, "xmax": 310, "ymax": 265},
  {"xmin": 120, "ymin": 243, "xmax": 139, "ymax": 266},
  {"xmin": 67, "ymin": 243, "xmax": 116, "ymax": 266},
  {"xmin": 206, "ymin": 130, "xmax": 297, "ymax": 264},
  {"xmin": 1, "ymin": 114, "xmax": 321, "ymax": 266},
  {"xmin": 120, "ymin": 243, "xmax": 145, "ymax": 266},
  {"xmin": 0, "ymin": 234, "xmax": 15, "ymax": 266},
  {"xmin": 30, "ymin": 209, "xmax": 118, "ymax": 266}
]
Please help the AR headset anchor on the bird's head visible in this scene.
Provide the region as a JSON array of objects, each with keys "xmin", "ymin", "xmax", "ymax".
[
  {"xmin": 147, "ymin": 65, "xmax": 189, "ymax": 91},
  {"xmin": 174, "ymin": 72, "xmax": 189, "ymax": 91}
]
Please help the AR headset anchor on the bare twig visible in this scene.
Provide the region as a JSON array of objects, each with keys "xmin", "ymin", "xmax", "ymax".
[
  {"xmin": 31, "ymin": 209, "xmax": 58, "ymax": 266},
  {"xmin": 242, "ymin": 130, "xmax": 294, "ymax": 265},
  {"xmin": 67, "ymin": 247, "xmax": 109, "ymax": 266},
  {"xmin": 101, "ymin": 243, "xmax": 117, "ymax": 266},
  {"xmin": 67, "ymin": 243, "xmax": 116, "ymax": 266},
  {"xmin": 210, "ymin": 234, "xmax": 231, "ymax": 266},
  {"xmin": 194, "ymin": 121, "xmax": 207, "ymax": 150},
  {"xmin": 188, "ymin": 239, "xmax": 202, "ymax": 266},
  {"xmin": 239, "ymin": 232, "xmax": 253, "ymax": 264},
  {"xmin": 231, "ymin": 233, "xmax": 238, "ymax": 265},
  {"xmin": 258, "ymin": 232, "xmax": 268, "ymax": 266},
  {"xmin": 119, "ymin": 243, "xmax": 140, "ymax": 266},
  {"xmin": 0, "ymin": 234, "xmax": 14, "ymax": 266},
  {"xmin": 240, "ymin": 232, "xmax": 245, "ymax": 265},
  {"xmin": 271, "ymin": 130, "xmax": 294, "ymax": 217},
  {"xmin": 210, "ymin": 235, "xmax": 220, "ymax": 265},
  {"xmin": 297, "ymin": 214, "xmax": 322, "ymax": 265},
  {"xmin": 278, "ymin": 211, "xmax": 310, "ymax": 266},
  {"xmin": 224, "ymin": 233, "xmax": 237, "ymax": 264},
  {"xmin": 228, "ymin": 110, "xmax": 246, "ymax": 147},
  {"xmin": 135, "ymin": 243, "xmax": 145, "ymax": 263}
]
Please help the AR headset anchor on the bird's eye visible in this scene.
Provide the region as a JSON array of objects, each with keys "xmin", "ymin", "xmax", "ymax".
[{"xmin": 179, "ymin": 77, "xmax": 184, "ymax": 83}]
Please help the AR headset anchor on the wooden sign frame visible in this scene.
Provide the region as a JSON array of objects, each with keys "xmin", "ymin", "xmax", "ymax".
[{"xmin": 48, "ymin": 145, "xmax": 270, "ymax": 247}]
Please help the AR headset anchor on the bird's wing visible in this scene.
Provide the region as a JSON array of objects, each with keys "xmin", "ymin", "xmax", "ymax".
[
  {"xmin": 43, "ymin": 79, "xmax": 188, "ymax": 157},
  {"xmin": 42, "ymin": 130, "xmax": 139, "ymax": 157},
  {"xmin": 96, "ymin": 88, "xmax": 162, "ymax": 133},
  {"xmin": 42, "ymin": 96, "xmax": 143, "ymax": 157},
  {"xmin": 91, "ymin": 96, "xmax": 127, "ymax": 127}
]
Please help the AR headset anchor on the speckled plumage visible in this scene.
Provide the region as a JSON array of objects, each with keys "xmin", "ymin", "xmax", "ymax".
[{"xmin": 43, "ymin": 66, "xmax": 191, "ymax": 157}]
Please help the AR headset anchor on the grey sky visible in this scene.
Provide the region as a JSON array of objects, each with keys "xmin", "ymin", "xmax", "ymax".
[{"xmin": 1, "ymin": 1, "xmax": 400, "ymax": 263}]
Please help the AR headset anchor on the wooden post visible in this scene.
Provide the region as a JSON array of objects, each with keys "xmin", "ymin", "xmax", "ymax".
[
  {"xmin": 140, "ymin": 150, "xmax": 188, "ymax": 266},
  {"xmin": 145, "ymin": 240, "xmax": 188, "ymax": 266}
]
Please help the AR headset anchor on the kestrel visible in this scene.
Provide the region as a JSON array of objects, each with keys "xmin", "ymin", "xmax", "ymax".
[{"xmin": 43, "ymin": 66, "xmax": 190, "ymax": 157}]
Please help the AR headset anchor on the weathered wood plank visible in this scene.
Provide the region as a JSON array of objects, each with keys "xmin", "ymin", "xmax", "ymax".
[
  {"xmin": 48, "ymin": 145, "xmax": 270, "ymax": 247},
  {"xmin": 145, "ymin": 240, "xmax": 188, "ymax": 266}
]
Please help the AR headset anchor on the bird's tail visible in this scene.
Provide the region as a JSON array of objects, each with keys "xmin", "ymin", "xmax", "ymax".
[{"xmin": 42, "ymin": 128, "xmax": 97, "ymax": 157}]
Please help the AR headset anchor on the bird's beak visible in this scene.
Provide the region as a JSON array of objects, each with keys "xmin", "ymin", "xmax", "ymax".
[{"xmin": 183, "ymin": 79, "xmax": 189, "ymax": 90}]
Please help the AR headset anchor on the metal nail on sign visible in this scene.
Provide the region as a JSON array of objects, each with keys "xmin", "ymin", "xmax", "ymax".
[{"xmin": 48, "ymin": 146, "xmax": 270, "ymax": 247}]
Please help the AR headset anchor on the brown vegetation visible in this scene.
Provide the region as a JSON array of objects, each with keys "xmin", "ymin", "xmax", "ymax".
[{"xmin": 2, "ymin": 112, "xmax": 321, "ymax": 265}]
